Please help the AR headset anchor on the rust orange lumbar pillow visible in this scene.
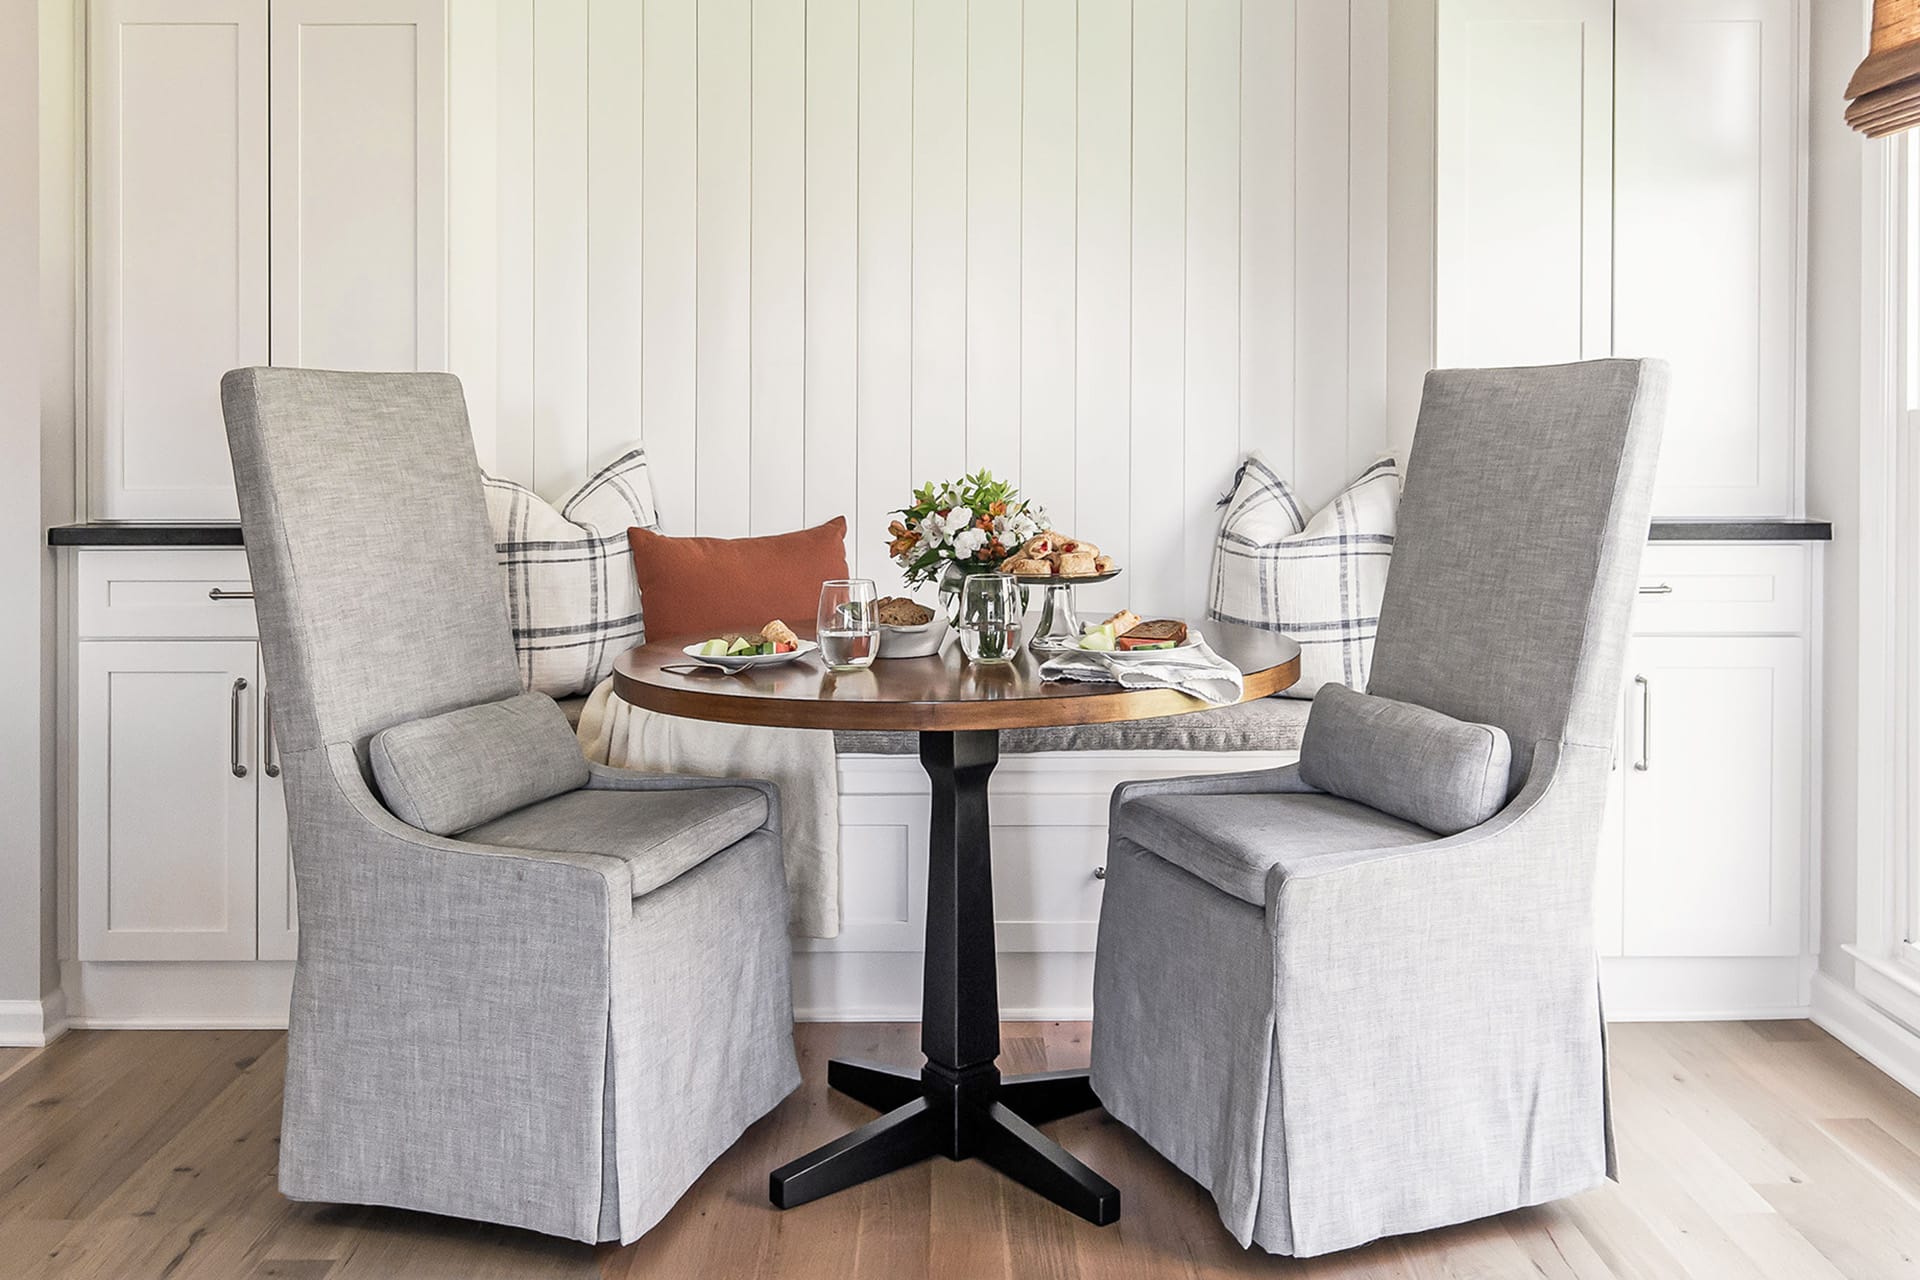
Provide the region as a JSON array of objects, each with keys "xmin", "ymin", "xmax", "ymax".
[{"xmin": 628, "ymin": 516, "xmax": 851, "ymax": 640}]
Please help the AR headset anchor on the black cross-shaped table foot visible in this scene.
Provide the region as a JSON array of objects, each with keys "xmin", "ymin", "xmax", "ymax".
[{"xmin": 767, "ymin": 730, "xmax": 1120, "ymax": 1226}]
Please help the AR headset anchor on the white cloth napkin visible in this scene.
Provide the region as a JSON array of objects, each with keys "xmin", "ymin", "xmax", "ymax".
[{"xmin": 1038, "ymin": 633, "xmax": 1246, "ymax": 707}]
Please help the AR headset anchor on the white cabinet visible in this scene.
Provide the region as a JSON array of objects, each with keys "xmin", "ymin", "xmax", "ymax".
[
  {"xmin": 88, "ymin": 0, "xmax": 269, "ymax": 520},
  {"xmin": 1437, "ymin": 0, "xmax": 1804, "ymax": 518},
  {"xmin": 1614, "ymin": 0, "xmax": 1799, "ymax": 517},
  {"xmin": 71, "ymin": 551, "xmax": 293, "ymax": 964},
  {"xmin": 1620, "ymin": 635, "xmax": 1807, "ymax": 956},
  {"xmin": 76, "ymin": 640, "xmax": 261, "ymax": 960},
  {"xmin": 1435, "ymin": 0, "xmax": 1612, "ymax": 369},
  {"xmin": 268, "ymin": 0, "xmax": 446, "ymax": 372},
  {"xmin": 86, "ymin": 0, "xmax": 448, "ymax": 521}
]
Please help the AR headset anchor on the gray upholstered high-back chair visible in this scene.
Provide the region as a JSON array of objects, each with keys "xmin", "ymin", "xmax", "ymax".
[
  {"xmin": 1090, "ymin": 359, "xmax": 1668, "ymax": 1257},
  {"xmin": 222, "ymin": 368, "xmax": 799, "ymax": 1244}
]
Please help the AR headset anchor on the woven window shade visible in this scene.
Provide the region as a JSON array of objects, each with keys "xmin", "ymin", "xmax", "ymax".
[{"xmin": 1849, "ymin": 0, "xmax": 1920, "ymax": 136}]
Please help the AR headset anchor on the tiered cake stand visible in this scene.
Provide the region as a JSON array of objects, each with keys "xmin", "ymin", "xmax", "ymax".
[{"xmin": 1013, "ymin": 568, "xmax": 1122, "ymax": 654}]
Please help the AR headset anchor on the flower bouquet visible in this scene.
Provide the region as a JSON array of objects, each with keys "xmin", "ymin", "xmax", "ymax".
[{"xmin": 886, "ymin": 471, "xmax": 1049, "ymax": 616}]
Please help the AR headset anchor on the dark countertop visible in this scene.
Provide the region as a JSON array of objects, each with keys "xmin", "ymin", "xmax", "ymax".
[{"xmin": 50, "ymin": 519, "xmax": 1837, "ymax": 548}]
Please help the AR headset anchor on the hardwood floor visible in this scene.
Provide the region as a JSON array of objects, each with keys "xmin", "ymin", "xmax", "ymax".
[{"xmin": 0, "ymin": 1020, "xmax": 1917, "ymax": 1278}]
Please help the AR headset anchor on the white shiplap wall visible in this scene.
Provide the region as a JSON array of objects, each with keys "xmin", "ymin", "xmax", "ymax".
[{"xmin": 450, "ymin": 0, "xmax": 1401, "ymax": 617}]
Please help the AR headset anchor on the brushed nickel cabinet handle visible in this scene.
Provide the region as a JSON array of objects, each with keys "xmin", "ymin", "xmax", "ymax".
[
  {"xmin": 1633, "ymin": 674, "xmax": 1651, "ymax": 772},
  {"xmin": 1637, "ymin": 583, "xmax": 1673, "ymax": 595},
  {"xmin": 1093, "ymin": 866, "xmax": 1107, "ymax": 881},
  {"xmin": 263, "ymin": 691, "xmax": 280, "ymax": 779},
  {"xmin": 209, "ymin": 587, "xmax": 254, "ymax": 601},
  {"xmin": 230, "ymin": 677, "xmax": 250, "ymax": 778}
]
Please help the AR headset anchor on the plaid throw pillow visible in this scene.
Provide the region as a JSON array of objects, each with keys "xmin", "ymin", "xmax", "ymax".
[
  {"xmin": 1208, "ymin": 452, "xmax": 1399, "ymax": 699},
  {"xmin": 482, "ymin": 447, "xmax": 658, "ymax": 698}
]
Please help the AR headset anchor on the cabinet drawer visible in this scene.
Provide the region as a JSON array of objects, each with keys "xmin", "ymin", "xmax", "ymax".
[
  {"xmin": 76, "ymin": 549, "xmax": 257, "ymax": 639},
  {"xmin": 1630, "ymin": 545, "xmax": 1808, "ymax": 635}
]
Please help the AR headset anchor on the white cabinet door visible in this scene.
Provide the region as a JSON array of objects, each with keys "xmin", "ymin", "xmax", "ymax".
[
  {"xmin": 268, "ymin": 0, "xmax": 447, "ymax": 372},
  {"xmin": 1436, "ymin": 0, "xmax": 1612, "ymax": 369},
  {"xmin": 257, "ymin": 678, "xmax": 297, "ymax": 961},
  {"xmin": 1621, "ymin": 635, "xmax": 1806, "ymax": 957},
  {"xmin": 1614, "ymin": 0, "xmax": 1799, "ymax": 517},
  {"xmin": 88, "ymin": 0, "xmax": 268, "ymax": 520},
  {"xmin": 77, "ymin": 641, "xmax": 261, "ymax": 961}
]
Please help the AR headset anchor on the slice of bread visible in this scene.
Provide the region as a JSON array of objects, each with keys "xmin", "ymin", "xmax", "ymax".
[
  {"xmin": 876, "ymin": 596, "xmax": 935, "ymax": 627},
  {"xmin": 762, "ymin": 619, "xmax": 802, "ymax": 647},
  {"xmin": 1117, "ymin": 619, "xmax": 1187, "ymax": 650},
  {"xmin": 1101, "ymin": 609, "xmax": 1142, "ymax": 636}
]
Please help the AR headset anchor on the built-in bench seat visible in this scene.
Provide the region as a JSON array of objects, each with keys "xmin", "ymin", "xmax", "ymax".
[{"xmin": 557, "ymin": 693, "xmax": 1310, "ymax": 755}]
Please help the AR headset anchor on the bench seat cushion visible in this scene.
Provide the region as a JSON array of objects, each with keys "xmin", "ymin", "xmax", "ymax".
[
  {"xmin": 556, "ymin": 692, "xmax": 1310, "ymax": 755},
  {"xmin": 831, "ymin": 696, "xmax": 1311, "ymax": 755}
]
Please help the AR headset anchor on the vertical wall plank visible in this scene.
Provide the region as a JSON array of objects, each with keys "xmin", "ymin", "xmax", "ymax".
[
  {"xmin": 1183, "ymin": 0, "xmax": 1239, "ymax": 620},
  {"xmin": 805, "ymin": 0, "xmax": 859, "ymax": 534},
  {"xmin": 696, "ymin": 0, "xmax": 753, "ymax": 537},
  {"xmin": 1239, "ymin": 0, "xmax": 1294, "ymax": 479},
  {"xmin": 532, "ymin": 0, "xmax": 589, "ymax": 497},
  {"xmin": 493, "ymin": 0, "xmax": 536, "ymax": 486},
  {"xmin": 1347, "ymin": 0, "xmax": 1390, "ymax": 472},
  {"xmin": 859, "ymin": 0, "xmax": 915, "ymax": 589},
  {"xmin": 641, "ymin": 0, "xmax": 697, "ymax": 532},
  {"xmin": 1074, "ymin": 1, "xmax": 1131, "ymax": 616},
  {"xmin": 751, "ymin": 0, "xmax": 805, "ymax": 535},
  {"xmin": 1130, "ymin": 0, "xmax": 1186, "ymax": 615},
  {"xmin": 1021, "ymin": 0, "xmax": 1077, "ymax": 534},
  {"xmin": 912, "ymin": 0, "xmax": 968, "ymax": 489},
  {"xmin": 967, "ymin": 0, "xmax": 1022, "ymax": 480},
  {"xmin": 1293, "ymin": 1, "xmax": 1349, "ymax": 510},
  {"xmin": 448, "ymin": 0, "xmax": 500, "ymax": 470},
  {"xmin": 586, "ymin": 0, "xmax": 644, "ymax": 472}
]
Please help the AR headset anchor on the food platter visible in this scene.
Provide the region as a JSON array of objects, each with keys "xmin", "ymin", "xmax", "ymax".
[{"xmin": 1010, "ymin": 568, "xmax": 1121, "ymax": 587}]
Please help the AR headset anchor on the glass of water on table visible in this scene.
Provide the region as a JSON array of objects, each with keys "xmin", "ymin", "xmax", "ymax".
[
  {"xmin": 957, "ymin": 573, "xmax": 1023, "ymax": 665},
  {"xmin": 817, "ymin": 579, "xmax": 879, "ymax": 670}
]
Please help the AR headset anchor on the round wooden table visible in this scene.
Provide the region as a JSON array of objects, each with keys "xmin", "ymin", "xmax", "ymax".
[{"xmin": 613, "ymin": 621, "xmax": 1301, "ymax": 1226}]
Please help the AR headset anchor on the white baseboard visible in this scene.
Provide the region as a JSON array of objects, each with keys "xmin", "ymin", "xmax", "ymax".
[
  {"xmin": 52, "ymin": 952, "xmax": 1821, "ymax": 1031},
  {"xmin": 1811, "ymin": 971, "xmax": 1920, "ymax": 1097},
  {"xmin": 0, "ymin": 990, "xmax": 69, "ymax": 1046}
]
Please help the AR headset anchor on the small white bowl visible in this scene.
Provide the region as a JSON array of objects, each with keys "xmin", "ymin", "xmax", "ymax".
[{"xmin": 875, "ymin": 615, "xmax": 950, "ymax": 659}]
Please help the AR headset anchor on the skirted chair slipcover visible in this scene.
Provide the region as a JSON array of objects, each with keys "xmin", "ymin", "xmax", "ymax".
[
  {"xmin": 221, "ymin": 368, "xmax": 800, "ymax": 1244},
  {"xmin": 1091, "ymin": 359, "xmax": 1669, "ymax": 1256}
]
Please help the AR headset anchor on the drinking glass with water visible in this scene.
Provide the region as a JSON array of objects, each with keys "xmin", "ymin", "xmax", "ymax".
[
  {"xmin": 817, "ymin": 579, "xmax": 879, "ymax": 670},
  {"xmin": 957, "ymin": 574, "xmax": 1023, "ymax": 665}
]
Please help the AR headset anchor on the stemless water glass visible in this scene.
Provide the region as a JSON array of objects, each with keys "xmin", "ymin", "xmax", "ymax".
[
  {"xmin": 957, "ymin": 573, "xmax": 1023, "ymax": 665},
  {"xmin": 816, "ymin": 579, "xmax": 879, "ymax": 670}
]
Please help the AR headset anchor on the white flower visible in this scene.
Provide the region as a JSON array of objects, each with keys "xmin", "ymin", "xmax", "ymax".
[
  {"xmin": 919, "ymin": 512, "xmax": 948, "ymax": 545},
  {"xmin": 947, "ymin": 506, "xmax": 973, "ymax": 530},
  {"xmin": 952, "ymin": 527, "xmax": 988, "ymax": 558}
]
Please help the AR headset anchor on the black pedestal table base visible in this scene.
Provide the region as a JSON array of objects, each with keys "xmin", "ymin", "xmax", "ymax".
[{"xmin": 768, "ymin": 729, "xmax": 1119, "ymax": 1225}]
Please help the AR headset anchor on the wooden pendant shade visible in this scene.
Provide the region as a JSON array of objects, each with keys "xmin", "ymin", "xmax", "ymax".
[{"xmin": 1849, "ymin": 0, "xmax": 1920, "ymax": 136}]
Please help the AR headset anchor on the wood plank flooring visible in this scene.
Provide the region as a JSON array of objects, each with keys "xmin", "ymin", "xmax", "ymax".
[{"xmin": 0, "ymin": 1021, "xmax": 1916, "ymax": 1278}]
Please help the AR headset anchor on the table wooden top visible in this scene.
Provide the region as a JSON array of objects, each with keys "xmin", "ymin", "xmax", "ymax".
[{"xmin": 611, "ymin": 620, "xmax": 1301, "ymax": 732}]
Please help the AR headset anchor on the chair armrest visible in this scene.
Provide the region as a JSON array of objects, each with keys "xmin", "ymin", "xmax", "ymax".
[{"xmin": 582, "ymin": 762, "xmax": 782, "ymax": 839}]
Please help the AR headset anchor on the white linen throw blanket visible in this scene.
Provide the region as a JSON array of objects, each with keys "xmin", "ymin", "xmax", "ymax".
[{"xmin": 576, "ymin": 678, "xmax": 840, "ymax": 938}]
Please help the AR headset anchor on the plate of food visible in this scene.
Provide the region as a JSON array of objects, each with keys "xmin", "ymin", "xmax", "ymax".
[
  {"xmin": 874, "ymin": 596, "xmax": 950, "ymax": 659},
  {"xmin": 1002, "ymin": 531, "xmax": 1119, "ymax": 582},
  {"xmin": 1076, "ymin": 612, "xmax": 1199, "ymax": 656},
  {"xmin": 683, "ymin": 620, "xmax": 816, "ymax": 669}
]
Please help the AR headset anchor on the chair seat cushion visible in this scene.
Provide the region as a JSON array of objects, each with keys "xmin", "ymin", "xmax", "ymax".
[
  {"xmin": 370, "ymin": 692, "xmax": 591, "ymax": 835},
  {"xmin": 459, "ymin": 785, "xmax": 770, "ymax": 898},
  {"xmin": 1121, "ymin": 790, "xmax": 1435, "ymax": 906},
  {"xmin": 832, "ymin": 695, "xmax": 1313, "ymax": 755}
]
